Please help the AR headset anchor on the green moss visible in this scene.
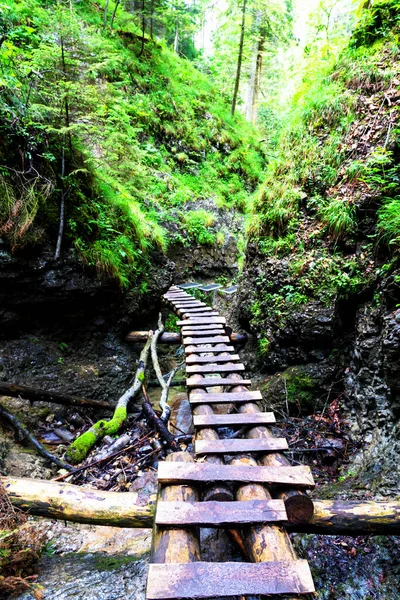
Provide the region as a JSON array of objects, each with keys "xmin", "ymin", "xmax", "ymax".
[{"xmin": 65, "ymin": 406, "xmax": 127, "ymax": 464}]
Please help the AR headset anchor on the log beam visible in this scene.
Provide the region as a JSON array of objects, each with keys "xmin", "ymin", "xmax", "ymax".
[
  {"xmin": 0, "ymin": 382, "xmax": 113, "ymax": 410},
  {"xmin": 125, "ymin": 331, "xmax": 248, "ymax": 345}
]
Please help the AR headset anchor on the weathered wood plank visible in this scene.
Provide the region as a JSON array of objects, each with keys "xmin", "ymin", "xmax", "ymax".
[
  {"xmin": 177, "ymin": 317, "xmax": 226, "ymax": 326},
  {"xmin": 193, "ymin": 412, "xmax": 275, "ymax": 427},
  {"xmin": 158, "ymin": 462, "xmax": 315, "ymax": 488},
  {"xmin": 190, "ymin": 391, "xmax": 262, "ymax": 403},
  {"xmin": 180, "ymin": 307, "xmax": 214, "ymax": 313},
  {"xmin": 195, "ymin": 437, "xmax": 288, "ymax": 455},
  {"xmin": 173, "ymin": 302, "xmax": 207, "ymax": 308},
  {"xmin": 181, "ymin": 324, "xmax": 223, "ymax": 332},
  {"xmin": 185, "ymin": 344, "xmax": 235, "ymax": 354},
  {"xmin": 186, "ymin": 363, "xmax": 245, "ymax": 374},
  {"xmin": 181, "ymin": 329, "xmax": 224, "ymax": 336},
  {"xmin": 186, "ymin": 354, "xmax": 240, "ymax": 364},
  {"xmin": 183, "ymin": 336, "xmax": 230, "ymax": 345},
  {"xmin": 146, "ymin": 560, "xmax": 315, "ymax": 599},
  {"xmin": 155, "ymin": 499, "xmax": 287, "ymax": 527},
  {"xmin": 182, "ymin": 312, "xmax": 219, "ymax": 318},
  {"xmin": 186, "ymin": 377, "xmax": 251, "ymax": 388}
]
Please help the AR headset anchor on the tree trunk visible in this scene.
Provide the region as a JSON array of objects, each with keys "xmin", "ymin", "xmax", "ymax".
[
  {"xmin": 251, "ymin": 29, "xmax": 265, "ymax": 124},
  {"xmin": 231, "ymin": 0, "xmax": 248, "ymax": 116},
  {"xmin": 0, "ymin": 381, "xmax": 113, "ymax": 410}
]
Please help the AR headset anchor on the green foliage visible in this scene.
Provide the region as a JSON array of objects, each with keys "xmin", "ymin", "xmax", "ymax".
[
  {"xmin": 258, "ymin": 337, "xmax": 270, "ymax": 356},
  {"xmin": 377, "ymin": 197, "xmax": 400, "ymax": 247},
  {"xmin": 352, "ymin": 0, "xmax": 400, "ymax": 48},
  {"xmin": 318, "ymin": 197, "xmax": 357, "ymax": 240},
  {"xmin": 182, "ymin": 210, "xmax": 216, "ymax": 245},
  {"xmin": 0, "ymin": 0, "xmax": 263, "ymax": 286},
  {"xmin": 164, "ymin": 313, "xmax": 180, "ymax": 332}
]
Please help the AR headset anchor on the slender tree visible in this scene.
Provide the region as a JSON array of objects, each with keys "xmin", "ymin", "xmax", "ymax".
[{"xmin": 231, "ymin": 0, "xmax": 247, "ymax": 115}]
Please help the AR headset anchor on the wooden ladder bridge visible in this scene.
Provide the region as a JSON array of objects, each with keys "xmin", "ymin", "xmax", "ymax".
[{"xmin": 146, "ymin": 285, "xmax": 316, "ymax": 599}]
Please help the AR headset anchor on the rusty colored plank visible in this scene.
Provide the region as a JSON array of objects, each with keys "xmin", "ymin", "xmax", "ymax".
[
  {"xmin": 190, "ymin": 391, "xmax": 261, "ymax": 403},
  {"xmin": 183, "ymin": 336, "xmax": 230, "ymax": 345},
  {"xmin": 186, "ymin": 354, "xmax": 240, "ymax": 364},
  {"xmin": 195, "ymin": 437, "xmax": 288, "ymax": 455},
  {"xmin": 177, "ymin": 317, "xmax": 226, "ymax": 326},
  {"xmin": 186, "ymin": 363, "xmax": 245, "ymax": 374},
  {"xmin": 193, "ymin": 412, "xmax": 275, "ymax": 427},
  {"xmin": 146, "ymin": 560, "xmax": 315, "ymax": 599},
  {"xmin": 186, "ymin": 377, "xmax": 251, "ymax": 388},
  {"xmin": 185, "ymin": 344, "xmax": 235, "ymax": 354},
  {"xmin": 158, "ymin": 462, "xmax": 315, "ymax": 488},
  {"xmin": 155, "ymin": 499, "xmax": 287, "ymax": 527}
]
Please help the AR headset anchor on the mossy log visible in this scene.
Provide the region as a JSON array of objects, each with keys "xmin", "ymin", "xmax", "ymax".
[
  {"xmin": 2, "ymin": 476, "xmax": 399, "ymax": 535},
  {"xmin": 1, "ymin": 475, "xmax": 155, "ymax": 527},
  {"xmin": 65, "ymin": 335, "xmax": 153, "ymax": 464}
]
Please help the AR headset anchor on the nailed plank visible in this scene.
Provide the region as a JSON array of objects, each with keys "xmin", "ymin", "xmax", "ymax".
[
  {"xmin": 193, "ymin": 411, "xmax": 275, "ymax": 427},
  {"xmin": 190, "ymin": 391, "xmax": 262, "ymax": 403},
  {"xmin": 174, "ymin": 303, "xmax": 207, "ymax": 308},
  {"xmin": 186, "ymin": 363, "xmax": 245, "ymax": 374},
  {"xmin": 183, "ymin": 336, "xmax": 230, "ymax": 345},
  {"xmin": 195, "ymin": 437, "xmax": 288, "ymax": 455},
  {"xmin": 185, "ymin": 344, "xmax": 235, "ymax": 354},
  {"xmin": 147, "ymin": 561, "xmax": 315, "ymax": 599},
  {"xmin": 186, "ymin": 354, "xmax": 240, "ymax": 364},
  {"xmin": 158, "ymin": 462, "xmax": 315, "ymax": 488},
  {"xmin": 186, "ymin": 377, "xmax": 251, "ymax": 388},
  {"xmin": 181, "ymin": 324, "xmax": 223, "ymax": 331},
  {"xmin": 180, "ymin": 307, "xmax": 214, "ymax": 313},
  {"xmin": 155, "ymin": 499, "xmax": 287, "ymax": 527},
  {"xmin": 181, "ymin": 329, "xmax": 224, "ymax": 337},
  {"xmin": 183, "ymin": 312, "xmax": 220, "ymax": 319},
  {"xmin": 177, "ymin": 317, "xmax": 226, "ymax": 326}
]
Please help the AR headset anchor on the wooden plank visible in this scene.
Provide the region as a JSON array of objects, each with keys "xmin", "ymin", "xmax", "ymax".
[
  {"xmin": 193, "ymin": 411, "xmax": 275, "ymax": 427},
  {"xmin": 182, "ymin": 328, "xmax": 223, "ymax": 335},
  {"xmin": 174, "ymin": 303, "xmax": 207, "ymax": 308},
  {"xmin": 183, "ymin": 336, "xmax": 230, "ymax": 345},
  {"xmin": 185, "ymin": 344, "xmax": 235, "ymax": 354},
  {"xmin": 177, "ymin": 317, "xmax": 226, "ymax": 326},
  {"xmin": 186, "ymin": 363, "xmax": 245, "ymax": 374},
  {"xmin": 181, "ymin": 324, "xmax": 223, "ymax": 331},
  {"xmin": 155, "ymin": 499, "xmax": 287, "ymax": 527},
  {"xmin": 180, "ymin": 307, "xmax": 214, "ymax": 313},
  {"xmin": 158, "ymin": 462, "xmax": 315, "ymax": 488},
  {"xmin": 182, "ymin": 312, "xmax": 219, "ymax": 318},
  {"xmin": 147, "ymin": 560, "xmax": 315, "ymax": 599},
  {"xmin": 186, "ymin": 354, "xmax": 240, "ymax": 364},
  {"xmin": 195, "ymin": 437, "xmax": 288, "ymax": 455},
  {"xmin": 190, "ymin": 391, "xmax": 262, "ymax": 403},
  {"xmin": 186, "ymin": 377, "xmax": 251, "ymax": 388}
]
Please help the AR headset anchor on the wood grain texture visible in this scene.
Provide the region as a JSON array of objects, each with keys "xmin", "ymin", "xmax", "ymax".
[
  {"xmin": 186, "ymin": 377, "xmax": 251, "ymax": 388},
  {"xmin": 147, "ymin": 560, "xmax": 315, "ymax": 599},
  {"xmin": 181, "ymin": 324, "xmax": 223, "ymax": 331},
  {"xmin": 186, "ymin": 363, "xmax": 245, "ymax": 374},
  {"xmin": 181, "ymin": 329, "xmax": 224, "ymax": 337},
  {"xmin": 186, "ymin": 354, "xmax": 240, "ymax": 364},
  {"xmin": 158, "ymin": 462, "xmax": 315, "ymax": 488},
  {"xmin": 195, "ymin": 437, "xmax": 288, "ymax": 455},
  {"xmin": 183, "ymin": 336, "xmax": 230, "ymax": 345},
  {"xmin": 177, "ymin": 317, "xmax": 226, "ymax": 326},
  {"xmin": 193, "ymin": 412, "xmax": 275, "ymax": 427},
  {"xmin": 155, "ymin": 499, "xmax": 287, "ymax": 526},
  {"xmin": 190, "ymin": 391, "xmax": 262, "ymax": 403},
  {"xmin": 185, "ymin": 344, "xmax": 235, "ymax": 354}
]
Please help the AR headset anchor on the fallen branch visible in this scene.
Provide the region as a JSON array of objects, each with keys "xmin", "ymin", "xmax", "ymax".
[
  {"xmin": 142, "ymin": 385, "xmax": 180, "ymax": 451},
  {"xmin": 0, "ymin": 381, "xmax": 113, "ymax": 410},
  {"xmin": 65, "ymin": 334, "xmax": 153, "ymax": 464},
  {"xmin": 0, "ymin": 404, "xmax": 73, "ymax": 471},
  {"xmin": 151, "ymin": 314, "xmax": 175, "ymax": 422}
]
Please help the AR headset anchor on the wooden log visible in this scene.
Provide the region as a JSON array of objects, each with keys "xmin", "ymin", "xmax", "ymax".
[
  {"xmin": 125, "ymin": 331, "xmax": 182, "ymax": 345},
  {"xmin": 1, "ymin": 476, "xmax": 155, "ymax": 527},
  {"xmin": 288, "ymin": 499, "xmax": 400, "ymax": 535},
  {"xmin": 151, "ymin": 452, "xmax": 200, "ymax": 564},
  {"xmin": 0, "ymin": 381, "xmax": 113, "ymax": 410}
]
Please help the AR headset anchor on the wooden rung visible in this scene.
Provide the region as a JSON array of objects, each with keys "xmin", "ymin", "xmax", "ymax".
[
  {"xmin": 186, "ymin": 354, "xmax": 240, "ymax": 364},
  {"xmin": 186, "ymin": 377, "xmax": 251, "ymax": 388},
  {"xmin": 146, "ymin": 561, "xmax": 315, "ymax": 599},
  {"xmin": 193, "ymin": 412, "xmax": 275, "ymax": 427},
  {"xmin": 183, "ymin": 336, "xmax": 230, "ymax": 345},
  {"xmin": 174, "ymin": 302, "xmax": 207, "ymax": 308},
  {"xmin": 190, "ymin": 391, "xmax": 261, "ymax": 403},
  {"xmin": 157, "ymin": 462, "xmax": 315, "ymax": 488},
  {"xmin": 183, "ymin": 312, "xmax": 219, "ymax": 318},
  {"xmin": 186, "ymin": 363, "xmax": 245, "ymax": 374},
  {"xmin": 185, "ymin": 344, "xmax": 235, "ymax": 354},
  {"xmin": 181, "ymin": 324, "xmax": 223, "ymax": 331},
  {"xmin": 182, "ymin": 329, "xmax": 224, "ymax": 336},
  {"xmin": 180, "ymin": 307, "xmax": 214, "ymax": 313},
  {"xmin": 155, "ymin": 499, "xmax": 287, "ymax": 527},
  {"xmin": 195, "ymin": 437, "xmax": 288, "ymax": 455},
  {"xmin": 177, "ymin": 317, "xmax": 226, "ymax": 326}
]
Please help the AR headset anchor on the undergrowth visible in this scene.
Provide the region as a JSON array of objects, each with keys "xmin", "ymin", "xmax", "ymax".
[{"xmin": 0, "ymin": 0, "xmax": 264, "ymax": 286}]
